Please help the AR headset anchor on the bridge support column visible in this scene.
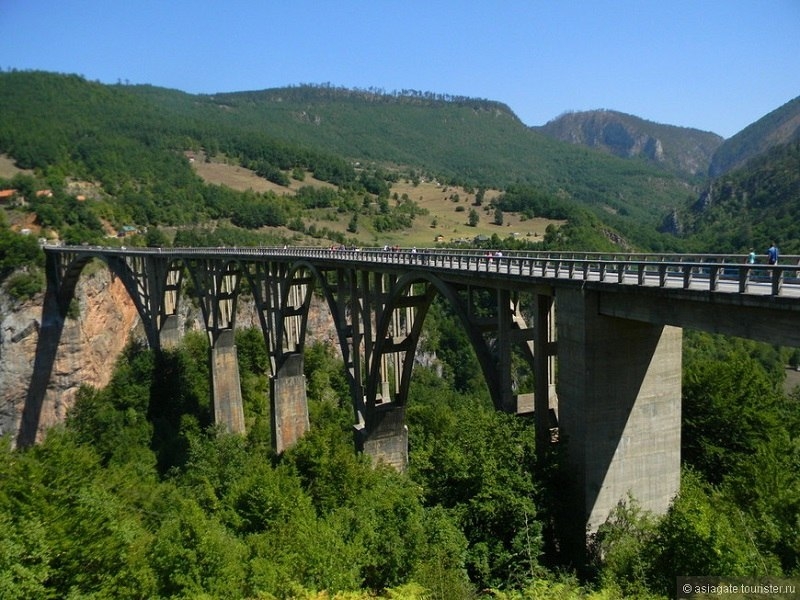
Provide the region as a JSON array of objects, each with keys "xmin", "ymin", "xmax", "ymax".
[
  {"xmin": 159, "ymin": 314, "xmax": 182, "ymax": 349},
  {"xmin": 359, "ymin": 406, "xmax": 408, "ymax": 471},
  {"xmin": 534, "ymin": 293, "xmax": 556, "ymax": 449},
  {"xmin": 271, "ymin": 353, "xmax": 310, "ymax": 453},
  {"xmin": 556, "ymin": 288, "xmax": 681, "ymax": 547},
  {"xmin": 210, "ymin": 329, "xmax": 245, "ymax": 433}
]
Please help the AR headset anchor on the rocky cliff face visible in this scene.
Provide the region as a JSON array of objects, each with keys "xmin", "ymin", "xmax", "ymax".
[{"xmin": 0, "ymin": 269, "xmax": 141, "ymax": 444}]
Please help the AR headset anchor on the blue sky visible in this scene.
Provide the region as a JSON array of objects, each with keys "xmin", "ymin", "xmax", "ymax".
[{"xmin": 1, "ymin": 0, "xmax": 798, "ymax": 138}]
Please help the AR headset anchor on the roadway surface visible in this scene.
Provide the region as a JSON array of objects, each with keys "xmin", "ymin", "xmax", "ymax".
[{"xmin": 49, "ymin": 245, "xmax": 800, "ymax": 299}]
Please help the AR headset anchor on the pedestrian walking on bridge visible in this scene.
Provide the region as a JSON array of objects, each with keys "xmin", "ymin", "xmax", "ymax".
[{"xmin": 768, "ymin": 242, "xmax": 779, "ymax": 265}]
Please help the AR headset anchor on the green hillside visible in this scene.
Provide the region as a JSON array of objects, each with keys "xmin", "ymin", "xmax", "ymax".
[
  {"xmin": 131, "ymin": 83, "xmax": 694, "ymax": 224},
  {"xmin": 669, "ymin": 140, "xmax": 800, "ymax": 254},
  {"xmin": 4, "ymin": 71, "xmax": 799, "ymax": 258},
  {"xmin": 0, "ymin": 71, "xmax": 697, "ymax": 245},
  {"xmin": 709, "ymin": 95, "xmax": 800, "ymax": 177},
  {"xmin": 536, "ymin": 109, "xmax": 723, "ymax": 177}
]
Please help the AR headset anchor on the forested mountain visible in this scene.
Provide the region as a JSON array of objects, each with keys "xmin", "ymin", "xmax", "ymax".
[
  {"xmin": 1, "ymin": 68, "xmax": 798, "ymax": 262},
  {"xmin": 663, "ymin": 140, "xmax": 800, "ymax": 254},
  {"xmin": 129, "ymin": 83, "xmax": 703, "ymax": 234},
  {"xmin": 0, "ymin": 71, "xmax": 696, "ymax": 247},
  {"xmin": 709, "ymin": 94, "xmax": 800, "ymax": 177},
  {"xmin": 536, "ymin": 109, "xmax": 723, "ymax": 178}
]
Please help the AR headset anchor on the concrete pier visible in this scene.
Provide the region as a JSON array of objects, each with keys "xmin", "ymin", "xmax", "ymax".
[
  {"xmin": 210, "ymin": 329, "xmax": 245, "ymax": 433},
  {"xmin": 159, "ymin": 314, "xmax": 182, "ymax": 349},
  {"xmin": 556, "ymin": 288, "xmax": 682, "ymax": 539},
  {"xmin": 270, "ymin": 353, "xmax": 310, "ymax": 453},
  {"xmin": 360, "ymin": 406, "xmax": 409, "ymax": 470}
]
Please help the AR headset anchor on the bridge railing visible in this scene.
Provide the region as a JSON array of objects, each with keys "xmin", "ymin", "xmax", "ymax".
[{"xmin": 46, "ymin": 245, "xmax": 800, "ymax": 298}]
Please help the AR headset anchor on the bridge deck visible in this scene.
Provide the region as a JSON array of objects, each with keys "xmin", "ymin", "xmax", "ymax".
[{"xmin": 47, "ymin": 245, "xmax": 800, "ymax": 300}]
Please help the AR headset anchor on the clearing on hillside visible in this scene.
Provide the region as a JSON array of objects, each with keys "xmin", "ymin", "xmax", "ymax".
[
  {"xmin": 190, "ymin": 157, "xmax": 564, "ymax": 246},
  {"xmin": 0, "ymin": 154, "xmax": 32, "ymax": 179}
]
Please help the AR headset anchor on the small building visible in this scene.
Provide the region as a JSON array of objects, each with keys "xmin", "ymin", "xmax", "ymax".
[{"xmin": 117, "ymin": 225, "xmax": 138, "ymax": 238}]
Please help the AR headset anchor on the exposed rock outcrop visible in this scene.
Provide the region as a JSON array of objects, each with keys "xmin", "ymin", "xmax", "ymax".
[
  {"xmin": 1, "ymin": 269, "xmax": 141, "ymax": 443},
  {"xmin": 658, "ymin": 209, "xmax": 683, "ymax": 236},
  {"xmin": 536, "ymin": 109, "xmax": 723, "ymax": 177}
]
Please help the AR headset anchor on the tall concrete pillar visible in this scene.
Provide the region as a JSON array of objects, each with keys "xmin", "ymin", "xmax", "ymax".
[
  {"xmin": 271, "ymin": 353, "xmax": 310, "ymax": 453},
  {"xmin": 210, "ymin": 329, "xmax": 245, "ymax": 433},
  {"xmin": 496, "ymin": 289, "xmax": 516, "ymax": 412},
  {"xmin": 556, "ymin": 288, "xmax": 681, "ymax": 545},
  {"xmin": 533, "ymin": 293, "xmax": 556, "ymax": 450}
]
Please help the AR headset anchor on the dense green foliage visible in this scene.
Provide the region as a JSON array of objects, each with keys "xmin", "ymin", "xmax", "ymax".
[
  {"xmin": 672, "ymin": 141, "xmax": 800, "ymax": 254},
  {"xmin": 2, "ymin": 309, "xmax": 799, "ymax": 598},
  {"xmin": 0, "ymin": 323, "xmax": 548, "ymax": 598},
  {"xmin": 0, "ymin": 214, "xmax": 44, "ymax": 298}
]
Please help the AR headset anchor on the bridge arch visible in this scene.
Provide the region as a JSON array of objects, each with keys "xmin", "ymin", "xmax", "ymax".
[
  {"xmin": 60, "ymin": 252, "xmax": 191, "ymax": 351},
  {"xmin": 18, "ymin": 251, "xmax": 166, "ymax": 447},
  {"xmin": 54, "ymin": 254, "xmax": 145, "ymax": 322},
  {"xmin": 34, "ymin": 250, "xmax": 555, "ymax": 467},
  {"xmin": 365, "ymin": 271, "xmax": 502, "ymax": 416},
  {"xmin": 290, "ymin": 259, "xmax": 354, "ymax": 377}
]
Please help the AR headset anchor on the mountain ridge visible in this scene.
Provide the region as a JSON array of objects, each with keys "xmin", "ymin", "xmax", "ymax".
[
  {"xmin": 0, "ymin": 70, "xmax": 798, "ymax": 255},
  {"xmin": 709, "ymin": 95, "xmax": 800, "ymax": 177},
  {"xmin": 535, "ymin": 109, "xmax": 723, "ymax": 178}
]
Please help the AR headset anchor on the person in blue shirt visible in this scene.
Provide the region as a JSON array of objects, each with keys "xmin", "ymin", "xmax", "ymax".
[{"xmin": 767, "ymin": 242, "xmax": 779, "ymax": 265}]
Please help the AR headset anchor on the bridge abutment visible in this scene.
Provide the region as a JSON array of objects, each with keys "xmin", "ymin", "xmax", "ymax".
[{"xmin": 556, "ymin": 288, "xmax": 682, "ymax": 543}]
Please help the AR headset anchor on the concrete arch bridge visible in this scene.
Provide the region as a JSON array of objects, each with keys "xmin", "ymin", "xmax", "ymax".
[{"xmin": 26, "ymin": 245, "xmax": 800, "ymax": 544}]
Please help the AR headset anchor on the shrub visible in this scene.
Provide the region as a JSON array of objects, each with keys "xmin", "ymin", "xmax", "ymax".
[{"xmin": 4, "ymin": 269, "xmax": 44, "ymax": 300}]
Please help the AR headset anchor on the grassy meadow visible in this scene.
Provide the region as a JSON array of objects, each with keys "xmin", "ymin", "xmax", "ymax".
[{"xmin": 192, "ymin": 155, "xmax": 563, "ymax": 248}]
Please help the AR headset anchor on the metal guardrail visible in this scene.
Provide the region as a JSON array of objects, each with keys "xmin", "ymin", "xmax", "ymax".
[{"xmin": 46, "ymin": 245, "xmax": 800, "ymax": 298}]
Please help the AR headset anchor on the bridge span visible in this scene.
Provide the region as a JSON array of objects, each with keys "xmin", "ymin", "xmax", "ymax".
[{"xmin": 26, "ymin": 245, "xmax": 800, "ymax": 548}]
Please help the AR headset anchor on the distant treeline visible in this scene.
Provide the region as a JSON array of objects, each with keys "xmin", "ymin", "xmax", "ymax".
[{"xmin": 212, "ymin": 81, "xmax": 513, "ymax": 113}]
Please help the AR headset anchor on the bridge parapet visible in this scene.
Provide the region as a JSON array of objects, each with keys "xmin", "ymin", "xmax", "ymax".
[{"xmin": 46, "ymin": 245, "xmax": 800, "ymax": 299}]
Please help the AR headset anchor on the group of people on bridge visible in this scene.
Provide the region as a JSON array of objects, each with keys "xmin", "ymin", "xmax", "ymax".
[{"xmin": 748, "ymin": 242, "xmax": 780, "ymax": 265}]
